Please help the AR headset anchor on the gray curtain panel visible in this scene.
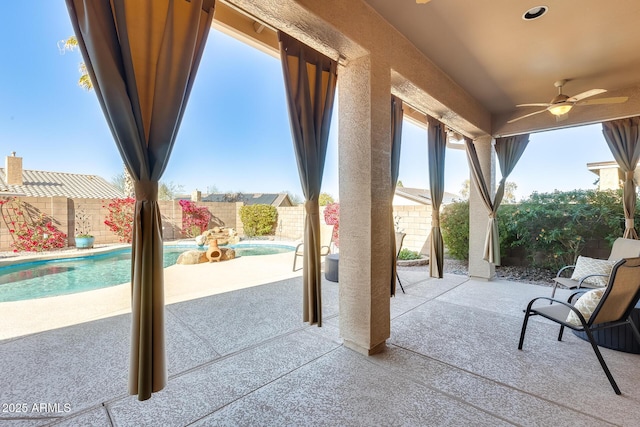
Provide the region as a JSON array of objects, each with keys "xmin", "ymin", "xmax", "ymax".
[
  {"xmin": 602, "ymin": 117, "xmax": 640, "ymax": 239},
  {"xmin": 66, "ymin": 0, "xmax": 214, "ymax": 400},
  {"xmin": 278, "ymin": 32, "xmax": 338, "ymax": 326},
  {"xmin": 390, "ymin": 95, "xmax": 403, "ymax": 295},
  {"xmin": 464, "ymin": 137, "xmax": 497, "ymax": 263},
  {"xmin": 465, "ymin": 134, "xmax": 528, "ymax": 265},
  {"xmin": 494, "ymin": 135, "xmax": 529, "ymax": 208},
  {"xmin": 427, "ymin": 116, "xmax": 446, "ymax": 278}
]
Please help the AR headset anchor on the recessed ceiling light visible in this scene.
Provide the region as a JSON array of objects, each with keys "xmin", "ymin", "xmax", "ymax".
[{"xmin": 523, "ymin": 6, "xmax": 548, "ymax": 20}]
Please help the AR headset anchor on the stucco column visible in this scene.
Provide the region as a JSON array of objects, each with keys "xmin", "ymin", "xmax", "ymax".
[
  {"xmin": 338, "ymin": 54, "xmax": 391, "ymax": 355},
  {"xmin": 468, "ymin": 135, "xmax": 496, "ymax": 280}
]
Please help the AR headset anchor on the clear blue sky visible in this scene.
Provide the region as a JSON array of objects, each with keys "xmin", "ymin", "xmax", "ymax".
[{"xmin": 0, "ymin": 2, "xmax": 615, "ymax": 202}]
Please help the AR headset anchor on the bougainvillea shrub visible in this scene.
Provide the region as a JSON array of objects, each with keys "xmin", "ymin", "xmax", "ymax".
[{"xmin": 104, "ymin": 197, "xmax": 135, "ymax": 243}]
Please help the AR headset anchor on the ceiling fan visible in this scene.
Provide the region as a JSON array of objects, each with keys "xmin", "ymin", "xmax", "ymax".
[{"xmin": 507, "ymin": 80, "xmax": 628, "ymax": 124}]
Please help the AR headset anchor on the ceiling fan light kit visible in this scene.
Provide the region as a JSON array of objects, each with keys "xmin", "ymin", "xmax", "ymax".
[
  {"xmin": 507, "ymin": 79, "xmax": 628, "ymax": 124},
  {"xmin": 548, "ymin": 103, "xmax": 572, "ymax": 116}
]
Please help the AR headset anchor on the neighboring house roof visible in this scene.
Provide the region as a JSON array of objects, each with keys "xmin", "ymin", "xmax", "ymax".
[
  {"xmin": 586, "ymin": 160, "xmax": 640, "ymax": 191},
  {"xmin": 587, "ymin": 161, "xmax": 621, "ymax": 172},
  {"xmin": 394, "ymin": 187, "xmax": 458, "ymax": 205},
  {"xmin": 201, "ymin": 192, "xmax": 293, "ymax": 207},
  {"xmin": 0, "ymin": 168, "xmax": 125, "ymax": 199}
]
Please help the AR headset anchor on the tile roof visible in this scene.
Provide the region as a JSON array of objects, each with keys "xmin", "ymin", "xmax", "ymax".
[{"xmin": 0, "ymin": 168, "xmax": 125, "ymax": 199}]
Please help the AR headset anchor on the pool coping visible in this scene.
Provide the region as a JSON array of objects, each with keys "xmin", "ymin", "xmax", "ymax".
[{"xmin": 0, "ymin": 244, "xmax": 132, "ymax": 268}]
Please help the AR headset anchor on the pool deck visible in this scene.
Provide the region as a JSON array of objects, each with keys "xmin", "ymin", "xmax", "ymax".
[
  {"xmin": 0, "ymin": 243, "xmax": 301, "ymax": 340},
  {"xmin": 1, "ymin": 250, "xmax": 640, "ymax": 426}
]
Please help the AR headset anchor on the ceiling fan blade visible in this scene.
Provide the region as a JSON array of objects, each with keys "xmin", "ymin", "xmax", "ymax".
[
  {"xmin": 576, "ymin": 96, "xmax": 629, "ymax": 106},
  {"xmin": 567, "ymin": 88, "xmax": 607, "ymax": 102},
  {"xmin": 507, "ymin": 109, "xmax": 547, "ymax": 124},
  {"xmin": 516, "ymin": 103, "xmax": 551, "ymax": 108}
]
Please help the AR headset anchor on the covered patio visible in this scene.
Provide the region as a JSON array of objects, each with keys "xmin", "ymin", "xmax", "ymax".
[
  {"xmin": 5, "ymin": 0, "xmax": 640, "ymax": 415},
  {"xmin": 2, "ymin": 270, "xmax": 639, "ymax": 425}
]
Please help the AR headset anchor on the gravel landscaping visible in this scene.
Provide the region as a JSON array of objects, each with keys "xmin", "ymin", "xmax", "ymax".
[{"xmin": 399, "ymin": 256, "xmax": 557, "ymax": 288}]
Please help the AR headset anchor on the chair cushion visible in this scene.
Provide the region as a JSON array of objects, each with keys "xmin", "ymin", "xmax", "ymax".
[
  {"xmin": 570, "ymin": 256, "xmax": 616, "ymax": 287},
  {"xmin": 566, "ymin": 288, "xmax": 605, "ymax": 326}
]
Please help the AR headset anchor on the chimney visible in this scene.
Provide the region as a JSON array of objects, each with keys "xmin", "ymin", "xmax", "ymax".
[
  {"xmin": 191, "ymin": 190, "xmax": 202, "ymax": 202},
  {"xmin": 5, "ymin": 152, "xmax": 23, "ymax": 186}
]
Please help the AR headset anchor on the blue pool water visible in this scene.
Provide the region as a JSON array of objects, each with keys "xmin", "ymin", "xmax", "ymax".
[{"xmin": 0, "ymin": 244, "xmax": 293, "ymax": 303}]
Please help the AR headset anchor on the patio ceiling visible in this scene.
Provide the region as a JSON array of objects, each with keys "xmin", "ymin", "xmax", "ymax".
[
  {"xmin": 364, "ymin": 0, "xmax": 640, "ymax": 136},
  {"xmin": 218, "ymin": 0, "xmax": 640, "ymax": 137}
]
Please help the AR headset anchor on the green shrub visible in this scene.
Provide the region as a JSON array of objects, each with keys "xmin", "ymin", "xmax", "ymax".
[
  {"xmin": 439, "ymin": 190, "xmax": 637, "ymax": 269},
  {"xmin": 239, "ymin": 204, "xmax": 278, "ymax": 237},
  {"xmin": 398, "ymin": 248, "xmax": 421, "ymax": 260},
  {"xmin": 504, "ymin": 190, "xmax": 628, "ymax": 269},
  {"xmin": 440, "ymin": 200, "xmax": 469, "ymax": 260}
]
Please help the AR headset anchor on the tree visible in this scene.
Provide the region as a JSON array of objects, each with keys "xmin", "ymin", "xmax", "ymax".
[
  {"xmin": 110, "ymin": 165, "xmax": 135, "ymax": 197},
  {"xmin": 318, "ymin": 192, "xmax": 334, "ymax": 206},
  {"xmin": 222, "ymin": 192, "xmax": 246, "ymax": 203},
  {"xmin": 459, "ymin": 179, "xmax": 518, "ymax": 202},
  {"xmin": 158, "ymin": 182, "xmax": 185, "ymax": 201},
  {"xmin": 503, "ymin": 181, "xmax": 518, "ymax": 204},
  {"xmin": 111, "ymin": 172, "xmax": 183, "ymax": 200},
  {"xmin": 396, "ymin": 180, "xmax": 404, "ymax": 188},
  {"xmin": 459, "ymin": 179, "xmax": 470, "ymax": 200},
  {"xmin": 284, "ymin": 191, "xmax": 302, "ymax": 205},
  {"xmin": 58, "ymin": 36, "xmax": 93, "ymax": 91},
  {"xmin": 206, "ymin": 185, "xmax": 219, "ymax": 195},
  {"xmin": 111, "ymin": 173, "xmax": 126, "ymax": 195}
]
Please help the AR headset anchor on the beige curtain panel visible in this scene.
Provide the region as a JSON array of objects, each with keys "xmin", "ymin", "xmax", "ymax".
[
  {"xmin": 465, "ymin": 134, "xmax": 528, "ymax": 265},
  {"xmin": 602, "ymin": 117, "xmax": 640, "ymax": 239},
  {"xmin": 66, "ymin": 0, "xmax": 214, "ymax": 400},
  {"xmin": 390, "ymin": 95, "xmax": 403, "ymax": 295},
  {"xmin": 427, "ymin": 116, "xmax": 446, "ymax": 278},
  {"xmin": 278, "ymin": 32, "xmax": 338, "ymax": 326}
]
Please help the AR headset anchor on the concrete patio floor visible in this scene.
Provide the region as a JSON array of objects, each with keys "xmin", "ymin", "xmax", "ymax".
[{"xmin": 1, "ymin": 262, "xmax": 640, "ymax": 426}]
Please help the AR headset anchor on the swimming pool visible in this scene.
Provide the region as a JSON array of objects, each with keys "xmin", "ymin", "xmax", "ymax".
[{"xmin": 0, "ymin": 243, "xmax": 294, "ymax": 303}]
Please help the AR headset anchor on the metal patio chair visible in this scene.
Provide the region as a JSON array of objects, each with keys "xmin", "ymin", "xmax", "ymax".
[
  {"xmin": 551, "ymin": 237, "xmax": 640, "ymax": 298},
  {"xmin": 519, "ymin": 257, "xmax": 640, "ymax": 395},
  {"xmin": 292, "ymin": 223, "xmax": 333, "ymax": 272}
]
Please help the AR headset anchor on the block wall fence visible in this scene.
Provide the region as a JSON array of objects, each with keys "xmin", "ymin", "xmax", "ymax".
[
  {"xmin": 0, "ymin": 197, "xmax": 432, "ymax": 254},
  {"xmin": 0, "ymin": 197, "xmax": 239, "ymax": 252}
]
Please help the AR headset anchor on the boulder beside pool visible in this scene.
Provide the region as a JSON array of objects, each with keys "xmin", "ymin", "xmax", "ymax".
[{"xmin": 176, "ymin": 248, "xmax": 236, "ymax": 265}]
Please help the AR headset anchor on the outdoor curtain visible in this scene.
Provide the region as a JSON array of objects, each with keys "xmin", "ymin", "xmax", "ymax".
[
  {"xmin": 602, "ymin": 117, "xmax": 640, "ymax": 239},
  {"xmin": 465, "ymin": 134, "xmax": 529, "ymax": 264},
  {"xmin": 390, "ymin": 95, "xmax": 403, "ymax": 295},
  {"xmin": 427, "ymin": 116, "xmax": 446, "ymax": 278},
  {"xmin": 66, "ymin": 0, "xmax": 214, "ymax": 400},
  {"xmin": 278, "ymin": 32, "xmax": 338, "ymax": 326}
]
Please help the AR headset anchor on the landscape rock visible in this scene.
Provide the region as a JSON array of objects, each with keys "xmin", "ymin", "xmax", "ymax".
[
  {"xmin": 176, "ymin": 248, "xmax": 236, "ymax": 265},
  {"xmin": 176, "ymin": 250, "xmax": 208, "ymax": 265},
  {"xmin": 220, "ymin": 247, "xmax": 235, "ymax": 261}
]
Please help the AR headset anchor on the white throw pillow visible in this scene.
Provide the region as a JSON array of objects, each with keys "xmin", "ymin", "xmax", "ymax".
[
  {"xmin": 570, "ymin": 256, "xmax": 615, "ymax": 287},
  {"xmin": 566, "ymin": 288, "xmax": 605, "ymax": 326}
]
